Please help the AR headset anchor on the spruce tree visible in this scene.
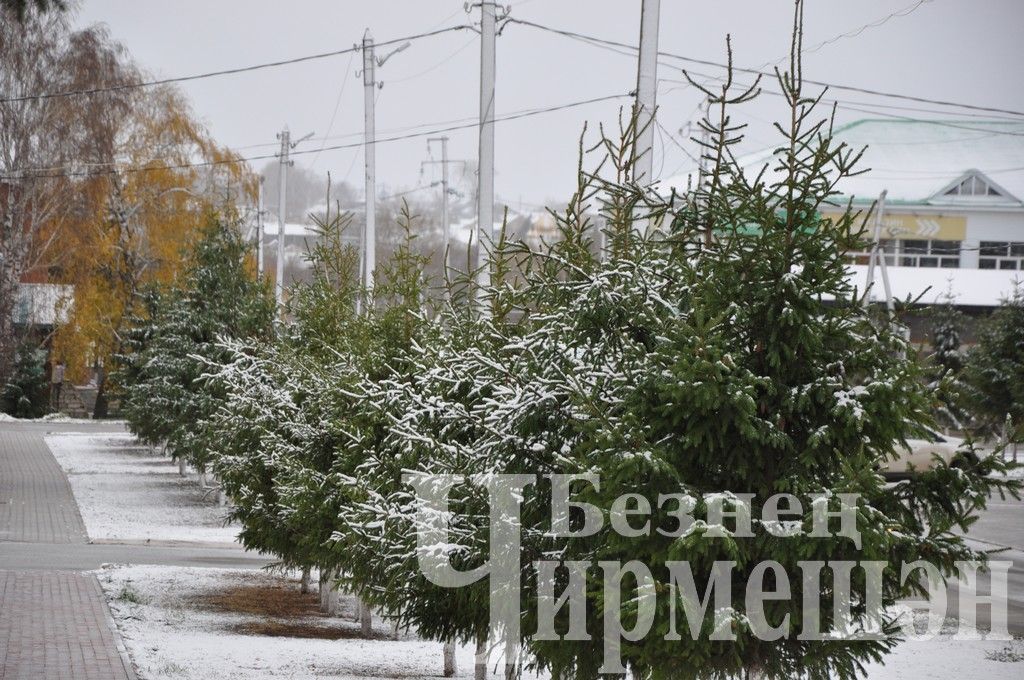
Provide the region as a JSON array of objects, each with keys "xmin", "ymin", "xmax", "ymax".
[
  {"xmin": 1, "ymin": 341, "xmax": 48, "ymax": 417},
  {"xmin": 336, "ymin": 3, "xmax": 1020, "ymax": 679},
  {"xmin": 927, "ymin": 288, "xmax": 969, "ymax": 432},
  {"xmin": 120, "ymin": 215, "xmax": 275, "ymax": 472},
  {"xmin": 964, "ymin": 283, "xmax": 1024, "ymax": 441}
]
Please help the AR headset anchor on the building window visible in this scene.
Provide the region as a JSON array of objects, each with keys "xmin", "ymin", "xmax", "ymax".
[
  {"xmin": 898, "ymin": 239, "xmax": 961, "ymax": 268},
  {"xmin": 979, "ymin": 241, "xmax": 1024, "ymax": 270},
  {"xmin": 944, "ymin": 175, "xmax": 1003, "ymax": 197},
  {"xmin": 846, "ymin": 239, "xmax": 959, "ymax": 268},
  {"xmin": 847, "ymin": 239, "xmax": 896, "ymax": 266}
]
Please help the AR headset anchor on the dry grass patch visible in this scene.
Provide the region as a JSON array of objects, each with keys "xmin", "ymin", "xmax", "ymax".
[{"xmin": 197, "ymin": 580, "xmax": 320, "ymax": 618}]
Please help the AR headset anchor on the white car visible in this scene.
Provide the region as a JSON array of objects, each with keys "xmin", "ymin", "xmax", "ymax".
[{"xmin": 879, "ymin": 429, "xmax": 978, "ymax": 478}]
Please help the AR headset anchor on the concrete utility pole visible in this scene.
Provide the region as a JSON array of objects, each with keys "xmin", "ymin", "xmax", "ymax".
[
  {"xmin": 275, "ymin": 127, "xmax": 291, "ymax": 309},
  {"xmin": 361, "ymin": 30, "xmax": 410, "ymax": 298},
  {"xmin": 633, "ymin": 0, "xmax": 661, "ymax": 186},
  {"xmin": 362, "ymin": 30, "xmax": 377, "ymax": 295},
  {"xmin": 864, "ymin": 189, "xmax": 891, "ymax": 310},
  {"xmin": 476, "ymin": 0, "xmax": 497, "ymax": 299},
  {"xmin": 436, "ymin": 137, "xmax": 450, "ymax": 268},
  {"xmin": 273, "ymin": 128, "xmax": 314, "ymax": 312},
  {"xmin": 256, "ymin": 176, "xmax": 265, "ymax": 276},
  {"xmin": 423, "ymin": 137, "xmax": 467, "ymax": 275}
]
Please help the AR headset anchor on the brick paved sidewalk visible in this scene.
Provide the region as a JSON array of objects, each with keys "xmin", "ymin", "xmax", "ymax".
[
  {"xmin": 0, "ymin": 428, "xmax": 87, "ymax": 544},
  {"xmin": 0, "ymin": 571, "xmax": 135, "ymax": 680},
  {"xmin": 0, "ymin": 425, "xmax": 135, "ymax": 680}
]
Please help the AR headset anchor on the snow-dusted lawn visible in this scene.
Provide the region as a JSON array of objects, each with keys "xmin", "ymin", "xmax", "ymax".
[
  {"xmin": 863, "ymin": 613, "xmax": 1023, "ymax": 679},
  {"xmin": 96, "ymin": 565, "xmax": 1021, "ymax": 680},
  {"xmin": 98, "ymin": 565, "xmax": 542, "ymax": 680},
  {"xmin": 46, "ymin": 432, "xmax": 239, "ymax": 544}
]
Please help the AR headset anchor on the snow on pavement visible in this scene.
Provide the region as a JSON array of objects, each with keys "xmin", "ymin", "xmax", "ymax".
[
  {"xmin": 46, "ymin": 432, "xmax": 240, "ymax": 544},
  {"xmin": 95, "ymin": 565, "xmax": 1022, "ymax": 680},
  {"xmin": 98, "ymin": 565, "xmax": 544, "ymax": 680}
]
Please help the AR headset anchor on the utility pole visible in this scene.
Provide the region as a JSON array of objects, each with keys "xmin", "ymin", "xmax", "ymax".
[
  {"xmin": 436, "ymin": 137, "xmax": 450, "ymax": 269},
  {"xmin": 422, "ymin": 137, "xmax": 468, "ymax": 275},
  {"xmin": 864, "ymin": 189, "xmax": 890, "ymax": 310},
  {"xmin": 475, "ymin": 0, "xmax": 497, "ymax": 300},
  {"xmin": 361, "ymin": 30, "xmax": 411, "ymax": 298},
  {"xmin": 362, "ymin": 30, "xmax": 377, "ymax": 295},
  {"xmin": 633, "ymin": 0, "xmax": 661, "ymax": 186},
  {"xmin": 276, "ymin": 127, "xmax": 291, "ymax": 310},
  {"xmin": 256, "ymin": 176, "xmax": 265, "ymax": 277},
  {"xmin": 274, "ymin": 127, "xmax": 314, "ymax": 314}
]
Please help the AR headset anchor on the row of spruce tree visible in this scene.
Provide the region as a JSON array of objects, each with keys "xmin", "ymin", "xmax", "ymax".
[{"xmin": 115, "ymin": 10, "xmax": 1019, "ymax": 679}]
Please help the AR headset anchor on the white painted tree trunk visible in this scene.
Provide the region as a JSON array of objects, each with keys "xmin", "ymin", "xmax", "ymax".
[
  {"xmin": 319, "ymin": 571, "xmax": 330, "ymax": 613},
  {"xmin": 325, "ymin": 584, "xmax": 340, "ymax": 616},
  {"xmin": 319, "ymin": 570, "xmax": 340, "ymax": 616},
  {"xmin": 198, "ymin": 472, "xmax": 207, "ymax": 489},
  {"xmin": 443, "ymin": 641, "xmax": 457, "ymax": 676},
  {"xmin": 178, "ymin": 458, "xmax": 187, "ymax": 476},
  {"xmin": 217, "ymin": 488, "xmax": 227, "ymax": 506},
  {"xmin": 300, "ymin": 567, "xmax": 311, "ymax": 594},
  {"xmin": 358, "ymin": 598, "xmax": 372, "ymax": 635},
  {"xmin": 474, "ymin": 636, "xmax": 487, "ymax": 680}
]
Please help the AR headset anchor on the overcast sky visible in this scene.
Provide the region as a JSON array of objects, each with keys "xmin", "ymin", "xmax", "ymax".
[{"xmin": 74, "ymin": 0, "xmax": 1024, "ymax": 208}]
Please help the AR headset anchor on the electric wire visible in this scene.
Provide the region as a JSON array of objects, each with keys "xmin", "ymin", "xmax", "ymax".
[
  {"xmin": 504, "ymin": 18, "xmax": 1024, "ymax": 119},
  {"xmin": 1, "ymin": 93, "xmax": 630, "ymax": 180},
  {"xmin": 0, "ymin": 25, "xmax": 471, "ymax": 104}
]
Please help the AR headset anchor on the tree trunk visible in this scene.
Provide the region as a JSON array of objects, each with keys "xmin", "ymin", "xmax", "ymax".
[
  {"xmin": 217, "ymin": 488, "xmax": 227, "ymax": 506},
  {"xmin": 326, "ymin": 579, "xmax": 341, "ymax": 616},
  {"xmin": 178, "ymin": 458, "xmax": 187, "ymax": 476},
  {"xmin": 300, "ymin": 567, "xmax": 311, "ymax": 594},
  {"xmin": 319, "ymin": 570, "xmax": 341, "ymax": 616},
  {"xmin": 474, "ymin": 636, "xmax": 487, "ymax": 680},
  {"xmin": 319, "ymin": 571, "xmax": 330, "ymax": 613},
  {"xmin": 443, "ymin": 641, "xmax": 457, "ymax": 676},
  {"xmin": 358, "ymin": 597, "xmax": 372, "ymax": 635},
  {"xmin": 198, "ymin": 472, "xmax": 207, "ymax": 489},
  {"xmin": 92, "ymin": 365, "xmax": 108, "ymax": 419}
]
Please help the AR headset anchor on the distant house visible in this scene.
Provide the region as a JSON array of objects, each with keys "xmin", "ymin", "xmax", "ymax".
[
  {"xmin": 662, "ymin": 119, "xmax": 1024, "ymax": 340},
  {"xmin": 14, "ymin": 281, "xmax": 71, "ymax": 329}
]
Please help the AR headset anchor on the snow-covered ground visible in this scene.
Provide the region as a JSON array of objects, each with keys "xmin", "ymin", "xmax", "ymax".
[
  {"xmin": 0, "ymin": 412, "xmax": 100, "ymax": 423},
  {"xmin": 98, "ymin": 565, "xmax": 543, "ymax": 680},
  {"xmin": 46, "ymin": 432, "xmax": 240, "ymax": 544},
  {"xmin": 47, "ymin": 432, "xmax": 1019, "ymax": 678},
  {"xmin": 95, "ymin": 565, "xmax": 1022, "ymax": 680},
  {"xmin": 863, "ymin": 611, "xmax": 1023, "ymax": 679}
]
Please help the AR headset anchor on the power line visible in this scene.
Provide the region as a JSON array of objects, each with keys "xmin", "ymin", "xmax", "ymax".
[
  {"xmin": 774, "ymin": 0, "xmax": 934, "ymax": 61},
  {"xmin": 504, "ymin": 18, "xmax": 1024, "ymax": 119},
  {"xmin": 379, "ymin": 181, "xmax": 440, "ymax": 201},
  {"xmin": 658, "ymin": 71, "xmax": 1024, "ymax": 137},
  {"xmin": 310, "ymin": 49, "xmax": 358, "ymax": 166},
  {"xmin": 0, "ymin": 25, "xmax": 471, "ymax": 104},
  {"xmin": 386, "ymin": 36, "xmax": 477, "ymax": 85},
  {"xmin": 2, "ymin": 92, "xmax": 630, "ymax": 180}
]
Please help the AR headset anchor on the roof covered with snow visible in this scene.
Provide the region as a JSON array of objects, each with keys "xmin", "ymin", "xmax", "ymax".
[
  {"xmin": 845, "ymin": 263, "xmax": 1022, "ymax": 307},
  {"xmin": 661, "ymin": 119, "xmax": 1024, "ymax": 208}
]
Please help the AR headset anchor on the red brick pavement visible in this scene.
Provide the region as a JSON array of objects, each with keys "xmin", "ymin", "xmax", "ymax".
[
  {"xmin": 0, "ymin": 429, "xmax": 87, "ymax": 544},
  {"xmin": 0, "ymin": 427, "xmax": 135, "ymax": 679},
  {"xmin": 0, "ymin": 571, "xmax": 135, "ymax": 680}
]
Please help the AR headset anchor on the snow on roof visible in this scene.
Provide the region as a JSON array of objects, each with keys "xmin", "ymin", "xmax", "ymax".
[
  {"xmin": 846, "ymin": 264, "xmax": 1022, "ymax": 307},
  {"xmin": 659, "ymin": 119, "xmax": 1024, "ymax": 207}
]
